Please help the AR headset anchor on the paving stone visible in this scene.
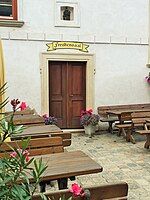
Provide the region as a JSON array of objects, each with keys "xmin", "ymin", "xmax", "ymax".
[{"xmin": 66, "ymin": 132, "xmax": 150, "ymax": 199}]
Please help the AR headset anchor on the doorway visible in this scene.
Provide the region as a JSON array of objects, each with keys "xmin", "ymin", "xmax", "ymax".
[{"xmin": 49, "ymin": 61, "xmax": 86, "ymax": 128}]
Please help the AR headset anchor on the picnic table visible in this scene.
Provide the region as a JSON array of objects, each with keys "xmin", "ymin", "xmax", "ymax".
[
  {"xmin": 107, "ymin": 109, "xmax": 150, "ymax": 144},
  {"xmin": 29, "ymin": 150, "xmax": 103, "ymax": 191},
  {"xmin": 107, "ymin": 109, "xmax": 150, "ymax": 124}
]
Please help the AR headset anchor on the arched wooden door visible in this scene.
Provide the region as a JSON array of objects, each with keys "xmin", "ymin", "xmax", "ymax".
[{"xmin": 49, "ymin": 61, "xmax": 86, "ymax": 128}]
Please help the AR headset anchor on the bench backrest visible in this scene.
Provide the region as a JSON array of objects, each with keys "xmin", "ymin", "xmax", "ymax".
[
  {"xmin": 33, "ymin": 182, "xmax": 128, "ymax": 200},
  {"xmin": 11, "ymin": 114, "xmax": 45, "ymax": 126},
  {"xmin": 0, "ymin": 137, "xmax": 64, "ymax": 157},
  {"xmin": 5, "ymin": 107, "xmax": 37, "ymax": 116},
  {"xmin": 131, "ymin": 111, "xmax": 150, "ymax": 127},
  {"xmin": 98, "ymin": 103, "xmax": 150, "ymax": 118},
  {"xmin": 131, "ymin": 111, "xmax": 150, "ymax": 118},
  {"xmin": 12, "ymin": 132, "xmax": 72, "ymax": 147}
]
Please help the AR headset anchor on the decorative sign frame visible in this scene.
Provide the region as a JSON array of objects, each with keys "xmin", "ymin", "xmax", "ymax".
[{"xmin": 46, "ymin": 41, "xmax": 89, "ymax": 53}]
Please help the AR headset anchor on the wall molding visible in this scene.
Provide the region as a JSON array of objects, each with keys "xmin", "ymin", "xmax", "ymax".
[{"xmin": 0, "ymin": 31, "xmax": 148, "ymax": 46}]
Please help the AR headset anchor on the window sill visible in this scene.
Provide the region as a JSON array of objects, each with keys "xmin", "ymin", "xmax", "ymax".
[{"xmin": 0, "ymin": 20, "xmax": 24, "ymax": 27}]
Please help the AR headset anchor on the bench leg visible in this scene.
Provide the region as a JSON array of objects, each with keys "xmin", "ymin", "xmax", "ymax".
[
  {"xmin": 57, "ymin": 178, "xmax": 68, "ymax": 189},
  {"xmin": 117, "ymin": 128, "xmax": 122, "ymax": 137},
  {"xmin": 144, "ymin": 134, "xmax": 150, "ymax": 149},
  {"xmin": 126, "ymin": 129, "xmax": 136, "ymax": 144},
  {"xmin": 121, "ymin": 128, "xmax": 126, "ymax": 139}
]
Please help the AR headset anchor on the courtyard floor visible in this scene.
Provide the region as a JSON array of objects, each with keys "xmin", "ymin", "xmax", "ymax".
[{"xmin": 65, "ymin": 130, "xmax": 150, "ymax": 200}]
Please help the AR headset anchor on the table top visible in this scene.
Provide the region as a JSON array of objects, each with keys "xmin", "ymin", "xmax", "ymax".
[
  {"xmin": 11, "ymin": 125, "xmax": 62, "ymax": 138},
  {"xmin": 107, "ymin": 109, "xmax": 150, "ymax": 115},
  {"xmin": 28, "ymin": 150, "xmax": 103, "ymax": 182}
]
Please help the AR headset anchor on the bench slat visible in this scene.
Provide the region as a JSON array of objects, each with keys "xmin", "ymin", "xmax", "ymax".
[
  {"xmin": 33, "ymin": 182, "xmax": 128, "ymax": 200},
  {"xmin": 0, "ymin": 137, "xmax": 64, "ymax": 157}
]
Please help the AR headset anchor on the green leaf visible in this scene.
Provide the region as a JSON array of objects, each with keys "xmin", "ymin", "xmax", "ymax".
[
  {"xmin": 34, "ymin": 159, "xmax": 39, "ymax": 174},
  {"xmin": 22, "ymin": 137, "xmax": 31, "ymax": 151},
  {"xmin": 39, "ymin": 193, "xmax": 48, "ymax": 200},
  {"xmin": 24, "ymin": 157, "xmax": 34, "ymax": 168}
]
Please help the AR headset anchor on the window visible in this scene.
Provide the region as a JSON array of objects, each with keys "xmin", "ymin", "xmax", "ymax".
[
  {"xmin": 55, "ymin": 1, "xmax": 80, "ymax": 28},
  {"xmin": 61, "ymin": 6, "xmax": 74, "ymax": 21},
  {"xmin": 0, "ymin": 0, "xmax": 17, "ymax": 20}
]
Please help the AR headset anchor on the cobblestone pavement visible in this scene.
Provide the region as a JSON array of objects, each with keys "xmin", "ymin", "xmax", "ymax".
[{"xmin": 65, "ymin": 131, "xmax": 150, "ymax": 200}]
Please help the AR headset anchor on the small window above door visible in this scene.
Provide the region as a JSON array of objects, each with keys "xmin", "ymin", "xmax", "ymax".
[
  {"xmin": 55, "ymin": 0, "xmax": 80, "ymax": 28},
  {"xmin": 61, "ymin": 6, "xmax": 74, "ymax": 21}
]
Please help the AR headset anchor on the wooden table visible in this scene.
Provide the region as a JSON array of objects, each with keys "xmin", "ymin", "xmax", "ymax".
[
  {"xmin": 107, "ymin": 109, "xmax": 150, "ymax": 124},
  {"xmin": 29, "ymin": 150, "xmax": 103, "ymax": 191},
  {"xmin": 12, "ymin": 124, "xmax": 62, "ymax": 137}
]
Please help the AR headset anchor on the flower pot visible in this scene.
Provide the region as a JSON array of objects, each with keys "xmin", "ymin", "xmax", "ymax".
[{"xmin": 84, "ymin": 125, "xmax": 95, "ymax": 137}]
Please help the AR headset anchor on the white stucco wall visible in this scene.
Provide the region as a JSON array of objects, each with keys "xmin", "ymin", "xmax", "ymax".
[{"xmin": 0, "ymin": 0, "xmax": 149, "ymax": 113}]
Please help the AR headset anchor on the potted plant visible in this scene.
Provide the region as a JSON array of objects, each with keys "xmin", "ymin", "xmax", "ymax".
[
  {"xmin": 42, "ymin": 114, "xmax": 58, "ymax": 125},
  {"xmin": 145, "ymin": 72, "xmax": 150, "ymax": 84},
  {"xmin": 80, "ymin": 109, "xmax": 100, "ymax": 137}
]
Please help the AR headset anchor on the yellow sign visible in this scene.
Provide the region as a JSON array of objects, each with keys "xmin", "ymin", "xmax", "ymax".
[{"xmin": 46, "ymin": 41, "xmax": 89, "ymax": 53}]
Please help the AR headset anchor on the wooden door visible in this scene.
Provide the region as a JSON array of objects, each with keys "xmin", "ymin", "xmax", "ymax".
[{"xmin": 49, "ymin": 61, "xmax": 86, "ymax": 128}]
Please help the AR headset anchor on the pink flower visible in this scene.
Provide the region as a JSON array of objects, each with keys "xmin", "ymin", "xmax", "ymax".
[
  {"xmin": 10, "ymin": 151, "xmax": 17, "ymax": 158},
  {"xmin": 25, "ymin": 155, "xmax": 30, "ymax": 162},
  {"xmin": 87, "ymin": 108, "xmax": 93, "ymax": 115},
  {"xmin": 69, "ymin": 183, "xmax": 85, "ymax": 197},
  {"xmin": 80, "ymin": 108, "xmax": 93, "ymax": 117},
  {"xmin": 19, "ymin": 102, "xmax": 27, "ymax": 111},
  {"xmin": 43, "ymin": 114, "xmax": 48, "ymax": 119},
  {"xmin": 10, "ymin": 149, "xmax": 30, "ymax": 162},
  {"xmin": 22, "ymin": 149, "xmax": 30, "ymax": 162}
]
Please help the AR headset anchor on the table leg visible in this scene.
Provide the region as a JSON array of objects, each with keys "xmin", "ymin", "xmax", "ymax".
[
  {"xmin": 117, "ymin": 114, "xmax": 122, "ymax": 136},
  {"xmin": 39, "ymin": 181, "xmax": 46, "ymax": 192},
  {"xmin": 57, "ymin": 178, "xmax": 68, "ymax": 189},
  {"xmin": 144, "ymin": 134, "xmax": 150, "ymax": 149},
  {"xmin": 69, "ymin": 176, "xmax": 75, "ymax": 181},
  {"xmin": 108, "ymin": 122, "xmax": 113, "ymax": 133}
]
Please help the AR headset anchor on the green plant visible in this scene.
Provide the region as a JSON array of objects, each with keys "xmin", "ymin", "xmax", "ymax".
[{"xmin": 0, "ymin": 83, "xmax": 47, "ymax": 200}]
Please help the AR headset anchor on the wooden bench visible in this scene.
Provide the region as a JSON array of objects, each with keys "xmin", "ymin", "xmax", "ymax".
[
  {"xmin": 11, "ymin": 125, "xmax": 72, "ymax": 147},
  {"xmin": 5, "ymin": 106, "xmax": 37, "ymax": 116},
  {"xmin": 12, "ymin": 132, "xmax": 72, "ymax": 147},
  {"xmin": 131, "ymin": 112, "xmax": 150, "ymax": 149},
  {"xmin": 136, "ymin": 130, "xmax": 150, "ymax": 149},
  {"xmin": 33, "ymin": 182, "xmax": 128, "ymax": 200},
  {"xmin": 98, "ymin": 103, "xmax": 150, "ymax": 134},
  {"xmin": 0, "ymin": 137, "xmax": 64, "ymax": 158},
  {"xmin": 6, "ymin": 114, "xmax": 45, "ymax": 126}
]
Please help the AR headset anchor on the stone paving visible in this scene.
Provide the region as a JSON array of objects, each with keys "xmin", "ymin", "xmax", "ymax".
[{"xmin": 65, "ymin": 131, "xmax": 150, "ymax": 200}]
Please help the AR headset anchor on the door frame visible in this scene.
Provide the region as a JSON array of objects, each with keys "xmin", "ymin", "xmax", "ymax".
[{"xmin": 40, "ymin": 52, "xmax": 95, "ymax": 115}]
